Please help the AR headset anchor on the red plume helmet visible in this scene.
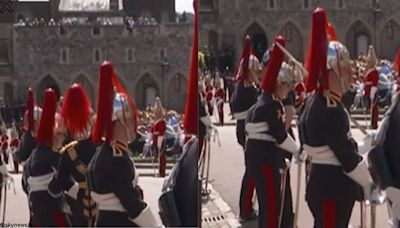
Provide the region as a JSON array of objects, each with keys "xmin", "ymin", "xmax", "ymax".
[
  {"xmin": 183, "ymin": 0, "xmax": 198, "ymax": 136},
  {"xmin": 61, "ymin": 83, "xmax": 91, "ymax": 139},
  {"xmin": 92, "ymin": 61, "xmax": 114, "ymax": 144},
  {"xmin": 326, "ymin": 23, "xmax": 337, "ymax": 41},
  {"xmin": 36, "ymin": 89, "xmax": 58, "ymax": 147},
  {"xmin": 261, "ymin": 36, "xmax": 285, "ymax": 93},
  {"xmin": 305, "ymin": 8, "xmax": 329, "ymax": 93},
  {"xmin": 26, "ymin": 88, "xmax": 34, "ymax": 132},
  {"xmin": 234, "ymin": 35, "xmax": 252, "ymax": 81}
]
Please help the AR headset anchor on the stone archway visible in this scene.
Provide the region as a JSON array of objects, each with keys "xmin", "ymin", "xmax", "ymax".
[
  {"xmin": 346, "ymin": 20, "xmax": 371, "ymax": 58},
  {"xmin": 135, "ymin": 74, "xmax": 160, "ymax": 109},
  {"xmin": 380, "ymin": 19, "xmax": 400, "ymax": 60},
  {"xmin": 244, "ymin": 22, "xmax": 268, "ymax": 60},
  {"xmin": 37, "ymin": 75, "xmax": 60, "ymax": 105},
  {"xmin": 73, "ymin": 74, "xmax": 95, "ymax": 106},
  {"xmin": 279, "ymin": 21, "xmax": 304, "ymax": 61},
  {"xmin": 167, "ymin": 73, "xmax": 188, "ymax": 112}
]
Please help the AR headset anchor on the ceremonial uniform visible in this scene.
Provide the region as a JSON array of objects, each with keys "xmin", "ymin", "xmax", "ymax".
[
  {"xmin": 294, "ymin": 82, "xmax": 306, "ymax": 109},
  {"xmin": 299, "ymin": 9, "xmax": 373, "ymax": 227},
  {"xmin": 87, "ymin": 61, "xmax": 160, "ymax": 227},
  {"xmin": 299, "ymin": 93, "xmax": 363, "ymax": 227},
  {"xmin": 10, "ymin": 137, "xmax": 19, "ymax": 173},
  {"xmin": 49, "ymin": 139, "xmax": 97, "ymax": 226},
  {"xmin": 231, "ymin": 80, "xmax": 258, "ymax": 219},
  {"xmin": 230, "ymin": 35, "xmax": 261, "ymax": 221},
  {"xmin": 214, "ymin": 81, "xmax": 225, "ymax": 125},
  {"xmin": 205, "ymin": 86, "xmax": 213, "ymax": 116},
  {"xmin": 152, "ymin": 118, "xmax": 167, "ymax": 177},
  {"xmin": 1, "ymin": 134, "xmax": 8, "ymax": 164},
  {"xmin": 25, "ymin": 89, "xmax": 71, "ymax": 227},
  {"xmin": 245, "ymin": 36, "xmax": 298, "ymax": 227},
  {"xmin": 199, "ymin": 95, "xmax": 208, "ymax": 155},
  {"xmin": 364, "ymin": 67, "xmax": 379, "ymax": 129}
]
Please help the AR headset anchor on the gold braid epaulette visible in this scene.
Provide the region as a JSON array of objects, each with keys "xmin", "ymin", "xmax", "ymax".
[{"xmin": 60, "ymin": 141, "xmax": 79, "ymax": 160}]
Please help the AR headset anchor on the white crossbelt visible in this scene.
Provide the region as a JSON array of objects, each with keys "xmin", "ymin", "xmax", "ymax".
[
  {"xmin": 91, "ymin": 192, "xmax": 126, "ymax": 212},
  {"xmin": 233, "ymin": 110, "xmax": 248, "ymax": 120},
  {"xmin": 246, "ymin": 122, "xmax": 275, "ymax": 142},
  {"xmin": 303, "ymin": 144, "xmax": 341, "ymax": 166},
  {"xmin": 27, "ymin": 172, "xmax": 54, "ymax": 193},
  {"xmin": 245, "ymin": 122, "xmax": 270, "ymax": 133},
  {"xmin": 247, "ymin": 133, "xmax": 276, "ymax": 142}
]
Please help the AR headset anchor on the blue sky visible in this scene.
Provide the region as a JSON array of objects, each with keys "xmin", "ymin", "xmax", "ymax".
[{"xmin": 17, "ymin": 0, "xmax": 194, "ymax": 13}]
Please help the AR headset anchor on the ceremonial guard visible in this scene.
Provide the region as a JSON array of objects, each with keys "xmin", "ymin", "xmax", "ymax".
[
  {"xmin": 245, "ymin": 36, "xmax": 299, "ymax": 227},
  {"xmin": 19, "ymin": 88, "xmax": 41, "ymax": 164},
  {"xmin": 25, "ymin": 89, "xmax": 71, "ymax": 226},
  {"xmin": 230, "ymin": 35, "xmax": 261, "ymax": 221},
  {"xmin": 48, "ymin": 84, "xmax": 97, "ymax": 226},
  {"xmin": 87, "ymin": 61, "xmax": 160, "ymax": 227},
  {"xmin": 298, "ymin": 8, "xmax": 373, "ymax": 227},
  {"xmin": 1, "ymin": 131, "xmax": 8, "ymax": 165},
  {"xmin": 199, "ymin": 92, "xmax": 211, "ymax": 156},
  {"xmin": 159, "ymin": 3, "xmax": 199, "ymax": 223},
  {"xmin": 10, "ymin": 125, "xmax": 20, "ymax": 174},
  {"xmin": 214, "ymin": 74, "xmax": 225, "ymax": 125},
  {"xmin": 205, "ymin": 75, "xmax": 214, "ymax": 115},
  {"xmin": 364, "ymin": 46, "xmax": 380, "ymax": 129},
  {"xmin": 152, "ymin": 97, "xmax": 167, "ymax": 177}
]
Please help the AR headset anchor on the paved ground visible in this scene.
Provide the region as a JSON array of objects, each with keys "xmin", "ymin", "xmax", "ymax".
[
  {"xmin": 202, "ymin": 103, "xmax": 390, "ymax": 228},
  {"xmin": 1, "ymin": 168, "xmax": 165, "ymax": 226}
]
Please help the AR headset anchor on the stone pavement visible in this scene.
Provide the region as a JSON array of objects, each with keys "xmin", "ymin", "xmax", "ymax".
[{"xmin": 1, "ymin": 168, "xmax": 165, "ymax": 225}]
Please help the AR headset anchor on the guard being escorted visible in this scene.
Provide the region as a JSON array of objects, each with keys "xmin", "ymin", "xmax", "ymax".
[
  {"xmin": 87, "ymin": 61, "xmax": 161, "ymax": 227},
  {"xmin": 25, "ymin": 89, "xmax": 71, "ymax": 226},
  {"xmin": 245, "ymin": 36, "xmax": 299, "ymax": 227},
  {"xmin": 298, "ymin": 8, "xmax": 373, "ymax": 227},
  {"xmin": 48, "ymin": 83, "xmax": 98, "ymax": 226},
  {"xmin": 230, "ymin": 35, "xmax": 260, "ymax": 222}
]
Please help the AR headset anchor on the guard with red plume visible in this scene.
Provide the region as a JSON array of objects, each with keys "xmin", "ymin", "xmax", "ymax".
[
  {"xmin": 299, "ymin": 7, "xmax": 373, "ymax": 228},
  {"xmin": 305, "ymin": 8, "xmax": 329, "ymax": 93},
  {"xmin": 243, "ymin": 34, "xmax": 299, "ymax": 227},
  {"xmin": 87, "ymin": 61, "xmax": 160, "ymax": 227},
  {"xmin": 229, "ymin": 37, "xmax": 264, "ymax": 222},
  {"xmin": 48, "ymin": 83, "xmax": 98, "ymax": 226},
  {"xmin": 25, "ymin": 88, "xmax": 72, "ymax": 227}
]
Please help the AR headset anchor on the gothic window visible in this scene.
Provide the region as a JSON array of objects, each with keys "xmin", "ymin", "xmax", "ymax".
[
  {"xmin": 94, "ymin": 48, "xmax": 101, "ymax": 63},
  {"xmin": 338, "ymin": 0, "xmax": 344, "ymax": 8},
  {"xmin": 127, "ymin": 48, "xmax": 134, "ymax": 62},
  {"xmin": 304, "ymin": 0, "xmax": 310, "ymax": 9},
  {"xmin": 60, "ymin": 48, "xmax": 69, "ymax": 63},
  {"xmin": 387, "ymin": 21, "xmax": 394, "ymax": 39},
  {"xmin": 0, "ymin": 39, "xmax": 9, "ymax": 63},
  {"xmin": 269, "ymin": 0, "xmax": 275, "ymax": 9}
]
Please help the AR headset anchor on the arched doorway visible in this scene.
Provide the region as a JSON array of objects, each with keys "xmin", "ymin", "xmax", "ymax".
[
  {"xmin": 346, "ymin": 21, "xmax": 371, "ymax": 58},
  {"xmin": 380, "ymin": 20, "xmax": 400, "ymax": 60},
  {"xmin": 135, "ymin": 74, "xmax": 160, "ymax": 109},
  {"xmin": 37, "ymin": 75, "xmax": 60, "ymax": 105},
  {"xmin": 279, "ymin": 22, "xmax": 304, "ymax": 61},
  {"xmin": 73, "ymin": 74, "xmax": 95, "ymax": 105},
  {"xmin": 244, "ymin": 22, "xmax": 268, "ymax": 60},
  {"xmin": 167, "ymin": 73, "xmax": 188, "ymax": 112}
]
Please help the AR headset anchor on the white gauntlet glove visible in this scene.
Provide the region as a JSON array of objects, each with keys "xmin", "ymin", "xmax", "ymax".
[
  {"xmin": 129, "ymin": 206, "xmax": 164, "ymax": 227},
  {"xmin": 345, "ymin": 158, "xmax": 373, "ymax": 200},
  {"xmin": 66, "ymin": 182, "xmax": 79, "ymax": 200}
]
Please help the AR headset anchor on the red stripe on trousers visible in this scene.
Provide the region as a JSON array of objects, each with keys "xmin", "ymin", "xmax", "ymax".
[
  {"xmin": 244, "ymin": 176, "xmax": 255, "ymax": 217},
  {"xmin": 53, "ymin": 211, "xmax": 67, "ymax": 227},
  {"xmin": 262, "ymin": 165, "xmax": 277, "ymax": 228},
  {"xmin": 323, "ymin": 200, "xmax": 336, "ymax": 228}
]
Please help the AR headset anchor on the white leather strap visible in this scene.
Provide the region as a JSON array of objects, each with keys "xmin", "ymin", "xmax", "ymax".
[
  {"xmin": 233, "ymin": 110, "xmax": 248, "ymax": 120},
  {"xmin": 247, "ymin": 133, "xmax": 276, "ymax": 142},
  {"xmin": 28, "ymin": 172, "xmax": 54, "ymax": 193},
  {"xmin": 303, "ymin": 144, "xmax": 341, "ymax": 166},
  {"xmin": 91, "ymin": 192, "xmax": 126, "ymax": 212},
  {"xmin": 245, "ymin": 122, "xmax": 270, "ymax": 133}
]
